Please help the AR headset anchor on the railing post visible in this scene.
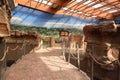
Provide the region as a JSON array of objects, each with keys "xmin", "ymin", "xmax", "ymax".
[
  {"xmin": 91, "ymin": 45, "xmax": 94, "ymax": 80},
  {"xmin": 23, "ymin": 43, "xmax": 26, "ymax": 55},
  {"xmin": 68, "ymin": 44, "xmax": 71, "ymax": 64},
  {"xmin": 118, "ymin": 48, "xmax": 120, "ymax": 80},
  {"xmin": 77, "ymin": 43, "xmax": 80, "ymax": 71},
  {"xmin": 62, "ymin": 40, "xmax": 66, "ymax": 61},
  {"xmin": 3, "ymin": 40, "xmax": 7, "ymax": 70}
]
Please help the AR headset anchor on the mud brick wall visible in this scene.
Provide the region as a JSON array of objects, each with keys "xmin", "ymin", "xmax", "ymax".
[
  {"xmin": 6, "ymin": 42, "xmax": 37, "ymax": 62},
  {"xmin": 0, "ymin": 0, "xmax": 11, "ymax": 37},
  {"xmin": 0, "ymin": 41, "xmax": 6, "ymax": 80},
  {"xmin": 82, "ymin": 22, "xmax": 120, "ymax": 80},
  {"xmin": 0, "ymin": 60, "xmax": 6, "ymax": 80},
  {"xmin": 50, "ymin": 37, "xmax": 55, "ymax": 47},
  {"xmin": 68, "ymin": 34, "xmax": 83, "ymax": 48}
]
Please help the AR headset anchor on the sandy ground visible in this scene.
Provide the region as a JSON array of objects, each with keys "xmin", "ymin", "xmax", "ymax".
[{"xmin": 3, "ymin": 47, "xmax": 90, "ymax": 80}]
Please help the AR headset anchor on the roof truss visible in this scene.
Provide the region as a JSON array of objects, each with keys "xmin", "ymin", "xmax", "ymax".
[{"xmin": 15, "ymin": 0, "xmax": 120, "ymax": 20}]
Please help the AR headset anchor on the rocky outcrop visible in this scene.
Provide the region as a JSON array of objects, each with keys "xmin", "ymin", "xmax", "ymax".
[
  {"xmin": 83, "ymin": 21, "xmax": 120, "ymax": 47},
  {"xmin": 82, "ymin": 22, "xmax": 120, "ymax": 80}
]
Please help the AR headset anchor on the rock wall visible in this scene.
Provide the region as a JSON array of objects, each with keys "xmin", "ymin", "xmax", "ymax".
[
  {"xmin": 0, "ymin": 30, "xmax": 42, "ymax": 79},
  {"xmin": 82, "ymin": 22, "xmax": 120, "ymax": 80},
  {"xmin": 0, "ymin": 0, "xmax": 11, "ymax": 37}
]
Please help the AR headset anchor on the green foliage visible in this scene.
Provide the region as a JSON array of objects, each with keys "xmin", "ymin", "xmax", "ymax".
[{"xmin": 10, "ymin": 24, "xmax": 83, "ymax": 36}]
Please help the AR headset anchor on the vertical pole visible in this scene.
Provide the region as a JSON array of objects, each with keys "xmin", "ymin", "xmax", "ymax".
[
  {"xmin": 15, "ymin": 40, "xmax": 17, "ymax": 61},
  {"xmin": 68, "ymin": 43, "xmax": 71, "ymax": 64},
  {"xmin": 32, "ymin": 42, "xmax": 35, "ymax": 53},
  {"xmin": 62, "ymin": 39, "xmax": 66, "ymax": 61},
  {"xmin": 0, "ymin": 62, "xmax": 2, "ymax": 80},
  {"xmin": 118, "ymin": 49, "xmax": 120, "ymax": 80},
  {"xmin": 77, "ymin": 43, "xmax": 80, "ymax": 71},
  {"xmin": 91, "ymin": 45, "xmax": 94, "ymax": 80},
  {"xmin": 4, "ymin": 40, "xmax": 6, "ymax": 70},
  {"xmin": 24, "ymin": 43, "xmax": 26, "ymax": 55}
]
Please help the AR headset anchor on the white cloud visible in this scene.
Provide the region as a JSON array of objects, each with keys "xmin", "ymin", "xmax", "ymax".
[
  {"xmin": 11, "ymin": 17, "xmax": 22, "ymax": 21},
  {"xmin": 44, "ymin": 22, "xmax": 85, "ymax": 29}
]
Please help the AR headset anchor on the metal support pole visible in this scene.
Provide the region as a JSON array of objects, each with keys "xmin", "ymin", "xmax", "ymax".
[
  {"xmin": 91, "ymin": 45, "xmax": 94, "ymax": 80},
  {"xmin": 68, "ymin": 47, "xmax": 71, "ymax": 64},
  {"xmin": 23, "ymin": 44, "xmax": 26, "ymax": 55},
  {"xmin": 62, "ymin": 39, "xmax": 66, "ymax": 61},
  {"xmin": 32, "ymin": 44, "xmax": 35, "ymax": 53},
  {"xmin": 3, "ymin": 40, "xmax": 6, "ymax": 70},
  {"xmin": 118, "ymin": 49, "xmax": 120, "ymax": 80},
  {"xmin": 77, "ymin": 43, "xmax": 80, "ymax": 71}
]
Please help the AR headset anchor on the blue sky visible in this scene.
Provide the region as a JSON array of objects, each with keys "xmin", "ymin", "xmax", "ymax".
[{"xmin": 11, "ymin": 5, "xmax": 99, "ymax": 29}]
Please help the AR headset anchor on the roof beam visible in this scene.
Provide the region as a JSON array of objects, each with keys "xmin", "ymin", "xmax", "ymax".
[
  {"xmin": 64, "ymin": 3, "xmax": 112, "ymax": 19},
  {"xmin": 85, "ymin": 1, "xmax": 118, "ymax": 12},
  {"xmin": 61, "ymin": 0, "xmax": 72, "ymax": 6},
  {"xmin": 77, "ymin": 1, "xmax": 101, "ymax": 11},
  {"xmin": 35, "ymin": 0, "xmax": 43, "ymax": 8},
  {"xmin": 104, "ymin": 0, "xmax": 120, "ymax": 9},
  {"xmin": 46, "ymin": 0, "xmax": 50, "ymax": 6},
  {"xmin": 64, "ymin": 0, "xmax": 87, "ymax": 13}
]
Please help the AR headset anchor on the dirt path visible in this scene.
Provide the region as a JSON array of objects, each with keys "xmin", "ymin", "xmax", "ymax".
[{"xmin": 3, "ymin": 47, "xmax": 90, "ymax": 80}]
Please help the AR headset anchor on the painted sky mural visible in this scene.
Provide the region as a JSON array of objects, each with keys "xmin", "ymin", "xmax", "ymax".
[{"xmin": 11, "ymin": 5, "xmax": 99, "ymax": 29}]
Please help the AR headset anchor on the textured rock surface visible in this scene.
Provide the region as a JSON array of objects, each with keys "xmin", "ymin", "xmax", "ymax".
[
  {"xmin": 83, "ymin": 22, "xmax": 120, "ymax": 46},
  {"xmin": 0, "ymin": 0, "xmax": 11, "ymax": 37}
]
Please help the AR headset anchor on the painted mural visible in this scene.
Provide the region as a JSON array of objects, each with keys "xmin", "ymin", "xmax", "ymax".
[{"xmin": 11, "ymin": 5, "xmax": 99, "ymax": 29}]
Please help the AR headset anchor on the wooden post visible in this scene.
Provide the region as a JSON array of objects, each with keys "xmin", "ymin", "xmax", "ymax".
[
  {"xmin": 23, "ymin": 43, "xmax": 26, "ymax": 55},
  {"xmin": 77, "ymin": 43, "xmax": 80, "ymax": 71},
  {"xmin": 91, "ymin": 45, "xmax": 94, "ymax": 80},
  {"xmin": 50, "ymin": 37, "xmax": 55, "ymax": 47}
]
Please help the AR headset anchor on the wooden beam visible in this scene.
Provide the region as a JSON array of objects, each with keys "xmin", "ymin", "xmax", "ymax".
[
  {"xmin": 75, "ymin": 2, "xmax": 90, "ymax": 10},
  {"xmin": 45, "ymin": 0, "xmax": 50, "ymax": 6},
  {"xmin": 65, "ymin": 0, "xmax": 74, "ymax": 6},
  {"xmin": 66, "ymin": 0, "xmax": 87, "ymax": 10},
  {"xmin": 35, "ymin": 0, "xmax": 42, "ymax": 8},
  {"xmin": 64, "ymin": 0, "xmax": 87, "ymax": 13},
  {"xmin": 84, "ymin": 1, "xmax": 118, "ymax": 13},
  {"xmin": 104, "ymin": 0, "xmax": 120, "ymax": 9},
  {"xmin": 83, "ymin": 1, "xmax": 119, "ymax": 19},
  {"xmin": 74, "ymin": 1, "xmax": 119, "ymax": 19},
  {"xmin": 77, "ymin": 1, "xmax": 101, "ymax": 11},
  {"xmin": 30, "ymin": 0, "xmax": 32, "ymax": 7},
  {"xmin": 63, "ymin": 2, "xmax": 112, "ymax": 19},
  {"xmin": 16, "ymin": 0, "xmax": 60, "ymax": 13}
]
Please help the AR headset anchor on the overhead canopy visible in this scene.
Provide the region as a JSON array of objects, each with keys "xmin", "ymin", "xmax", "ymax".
[
  {"xmin": 11, "ymin": 5, "xmax": 99, "ymax": 29},
  {"xmin": 14, "ymin": 0, "xmax": 120, "ymax": 20}
]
